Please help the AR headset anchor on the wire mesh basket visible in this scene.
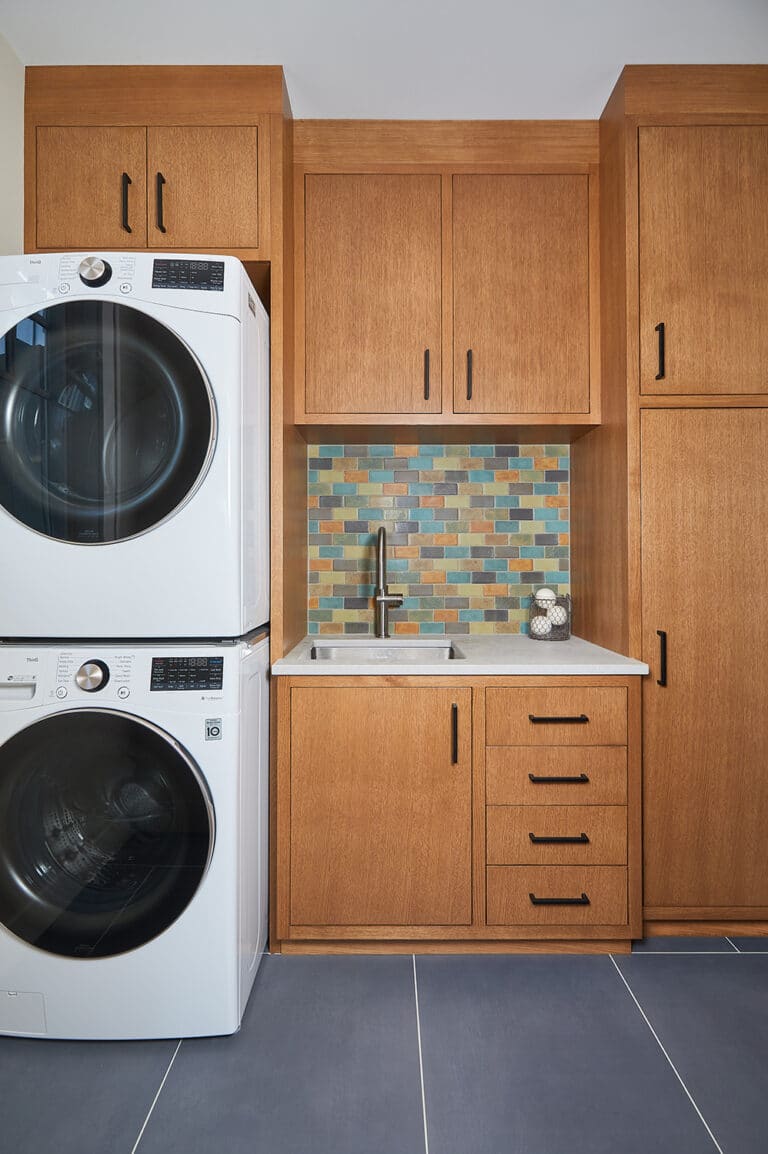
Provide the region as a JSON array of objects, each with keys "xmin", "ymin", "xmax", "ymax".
[{"xmin": 528, "ymin": 589, "xmax": 571, "ymax": 641}]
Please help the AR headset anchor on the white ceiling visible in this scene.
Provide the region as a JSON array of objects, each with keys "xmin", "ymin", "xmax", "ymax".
[{"xmin": 1, "ymin": 0, "xmax": 767, "ymax": 119}]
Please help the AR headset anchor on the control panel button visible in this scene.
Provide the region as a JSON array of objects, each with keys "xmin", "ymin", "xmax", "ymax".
[
  {"xmin": 55, "ymin": 686, "xmax": 67, "ymax": 699},
  {"xmin": 75, "ymin": 660, "xmax": 110, "ymax": 692},
  {"xmin": 119, "ymin": 282, "xmax": 132, "ymax": 294},
  {"xmin": 57, "ymin": 282, "xmax": 71, "ymax": 294},
  {"xmin": 78, "ymin": 257, "xmax": 112, "ymax": 288},
  {"xmin": 117, "ymin": 686, "xmax": 130, "ymax": 699}
]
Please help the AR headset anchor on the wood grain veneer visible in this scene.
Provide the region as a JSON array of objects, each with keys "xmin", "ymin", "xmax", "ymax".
[
  {"xmin": 487, "ymin": 805, "xmax": 627, "ymax": 865},
  {"xmin": 486, "ymin": 746, "xmax": 628, "ymax": 805},
  {"xmin": 487, "ymin": 866, "xmax": 627, "ymax": 925},
  {"xmin": 486, "ymin": 687, "xmax": 627, "ymax": 746}
]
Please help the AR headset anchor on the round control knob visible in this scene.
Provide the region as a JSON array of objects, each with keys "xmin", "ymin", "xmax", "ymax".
[
  {"xmin": 78, "ymin": 257, "xmax": 112, "ymax": 288},
  {"xmin": 75, "ymin": 660, "xmax": 110, "ymax": 692}
]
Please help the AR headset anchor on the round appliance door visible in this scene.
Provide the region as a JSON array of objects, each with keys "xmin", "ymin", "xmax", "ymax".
[
  {"xmin": 0, "ymin": 300, "xmax": 215, "ymax": 543},
  {"xmin": 0, "ymin": 710, "xmax": 214, "ymax": 959}
]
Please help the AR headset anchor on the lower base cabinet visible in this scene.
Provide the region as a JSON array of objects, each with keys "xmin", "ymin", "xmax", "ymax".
[{"xmin": 274, "ymin": 676, "xmax": 642, "ymax": 952}]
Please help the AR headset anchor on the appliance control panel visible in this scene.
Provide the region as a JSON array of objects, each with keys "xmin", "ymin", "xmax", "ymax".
[
  {"xmin": 57, "ymin": 253, "xmax": 137, "ymax": 296},
  {"xmin": 150, "ymin": 656, "xmax": 225, "ymax": 691},
  {"xmin": 151, "ymin": 259, "xmax": 225, "ymax": 291}
]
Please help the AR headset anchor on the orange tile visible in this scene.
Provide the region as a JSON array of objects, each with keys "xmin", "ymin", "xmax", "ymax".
[
  {"xmin": 508, "ymin": 559, "xmax": 534, "ymax": 571},
  {"xmin": 382, "ymin": 483, "xmax": 408, "ymax": 495},
  {"xmin": 319, "ymin": 521, "xmax": 344, "ymax": 534},
  {"xmin": 422, "ymin": 571, "xmax": 447, "ymax": 584},
  {"xmin": 394, "ymin": 621, "xmax": 420, "ymax": 635},
  {"xmin": 318, "ymin": 623, "xmax": 340, "ymax": 635},
  {"xmin": 435, "ymin": 609, "xmax": 459, "ymax": 622},
  {"xmin": 470, "ymin": 521, "xmax": 494, "ymax": 533},
  {"xmin": 534, "ymin": 456, "xmax": 559, "ymax": 469},
  {"xmin": 308, "ymin": 598, "xmax": 320, "ymax": 609},
  {"xmin": 344, "ymin": 470, "xmax": 367, "ymax": 483},
  {"xmin": 394, "ymin": 444, "xmax": 420, "ymax": 455},
  {"xmin": 559, "ymin": 534, "xmax": 570, "ymax": 545},
  {"xmin": 545, "ymin": 495, "xmax": 568, "ymax": 508},
  {"xmin": 420, "ymin": 496, "xmax": 445, "ymax": 508},
  {"xmin": 484, "ymin": 534, "xmax": 508, "ymax": 546},
  {"xmin": 309, "ymin": 558, "xmax": 334, "ymax": 571},
  {"xmin": 432, "ymin": 534, "xmax": 458, "ymax": 545},
  {"xmin": 482, "ymin": 584, "xmax": 508, "ymax": 597},
  {"xmin": 496, "ymin": 471, "xmax": 520, "ymax": 482},
  {"xmin": 308, "ymin": 495, "xmax": 319, "ymax": 508},
  {"xmin": 394, "ymin": 546, "xmax": 419, "ymax": 558}
]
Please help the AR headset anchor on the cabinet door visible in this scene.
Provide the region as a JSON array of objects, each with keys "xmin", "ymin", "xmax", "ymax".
[
  {"xmin": 639, "ymin": 127, "xmax": 768, "ymax": 395},
  {"xmin": 147, "ymin": 126, "xmax": 260, "ymax": 249},
  {"xmin": 35, "ymin": 127, "xmax": 147, "ymax": 249},
  {"xmin": 289, "ymin": 686, "xmax": 471, "ymax": 927},
  {"xmin": 642, "ymin": 409, "xmax": 768, "ymax": 911},
  {"xmin": 303, "ymin": 174, "xmax": 442, "ymax": 415},
  {"xmin": 452, "ymin": 175, "xmax": 591, "ymax": 414}
]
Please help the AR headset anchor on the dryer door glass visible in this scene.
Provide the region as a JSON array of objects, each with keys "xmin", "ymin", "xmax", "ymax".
[
  {"xmin": 0, "ymin": 710, "xmax": 214, "ymax": 958},
  {"xmin": 0, "ymin": 301, "xmax": 215, "ymax": 543}
]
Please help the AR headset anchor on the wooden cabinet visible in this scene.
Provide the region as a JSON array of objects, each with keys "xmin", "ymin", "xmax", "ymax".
[
  {"xmin": 641, "ymin": 409, "xmax": 768, "ymax": 914},
  {"xmin": 286, "ymin": 685, "xmax": 471, "ymax": 928},
  {"xmin": 452, "ymin": 175, "xmax": 591, "ymax": 414},
  {"xmin": 303, "ymin": 175, "xmax": 442, "ymax": 415},
  {"xmin": 295, "ymin": 161, "xmax": 598, "ymax": 426},
  {"xmin": 33, "ymin": 123, "xmax": 264, "ymax": 254},
  {"xmin": 274, "ymin": 676, "xmax": 641, "ymax": 951},
  {"xmin": 639, "ymin": 126, "xmax": 768, "ymax": 395}
]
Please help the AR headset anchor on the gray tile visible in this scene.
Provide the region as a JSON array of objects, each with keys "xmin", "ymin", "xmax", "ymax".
[
  {"xmin": 0, "ymin": 1034, "xmax": 176, "ymax": 1154},
  {"xmin": 730, "ymin": 937, "xmax": 768, "ymax": 952},
  {"xmin": 137, "ymin": 955, "xmax": 424, "ymax": 1154},
  {"xmin": 416, "ymin": 955, "xmax": 713, "ymax": 1154},
  {"xmin": 616, "ymin": 954, "xmax": 768, "ymax": 1153},
  {"xmin": 632, "ymin": 935, "xmax": 736, "ymax": 953}
]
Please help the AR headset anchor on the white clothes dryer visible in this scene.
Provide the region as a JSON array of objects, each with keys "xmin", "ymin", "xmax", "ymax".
[
  {"xmin": 0, "ymin": 253, "xmax": 269, "ymax": 639},
  {"xmin": 0, "ymin": 632, "xmax": 268, "ymax": 1040}
]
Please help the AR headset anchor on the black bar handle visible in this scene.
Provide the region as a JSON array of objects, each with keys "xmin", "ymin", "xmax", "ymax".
[
  {"xmin": 656, "ymin": 629, "xmax": 667, "ymax": 687},
  {"xmin": 529, "ymin": 832, "xmax": 590, "ymax": 845},
  {"xmin": 655, "ymin": 322, "xmax": 665, "ymax": 380},
  {"xmin": 466, "ymin": 349, "xmax": 473, "ymax": 400},
  {"xmin": 529, "ymin": 892, "xmax": 590, "ymax": 906},
  {"xmin": 528, "ymin": 714, "xmax": 589, "ymax": 725},
  {"xmin": 528, "ymin": 772, "xmax": 590, "ymax": 784},
  {"xmin": 156, "ymin": 172, "xmax": 167, "ymax": 234},
  {"xmin": 424, "ymin": 348, "xmax": 430, "ymax": 401},
  {"xmin": 451, "ymin": 703, "xmax": 458, "ymax": 764},
  {"xmin": 121, "ymin": 172, "xmax": 132, "ymax": 233}
]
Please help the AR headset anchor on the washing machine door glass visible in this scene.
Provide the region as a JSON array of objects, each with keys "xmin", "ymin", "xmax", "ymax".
[
  {"xmin": 0, "ymin": 300, "xmax": 215, "ymax": 543},
  {"xmin": 0, "ymin": 710, "xmax": 214, "ymax": 958}
]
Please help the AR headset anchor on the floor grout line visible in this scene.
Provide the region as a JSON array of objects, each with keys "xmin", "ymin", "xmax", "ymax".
[
  {"xmin": 725, "ymin": 937, "xmax": 740, "ymax": 953},
  {"xmin": 630, "ymin": 951, "xmax": 743, "ymax": 955},
  {"xmin": 609, "ymin": 956, "xmax": 724, "ymax": 1154},
  {"xmin": 412, "ymin": 955, "xmax": 430, "ymax": 1154},
  {"xmin": 130, "ymin": 1039, "xmax": 183, "ymax": 1154}
]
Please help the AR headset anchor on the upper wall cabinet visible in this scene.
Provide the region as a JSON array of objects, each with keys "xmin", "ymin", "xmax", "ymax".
[
  {"xmin": 303, "ymin": 174, "xmax": 442, "ymax": 415},
  {"xmin": 34, "ymin": 124, "xmax": 264, "ymax": 254},
  {"xmin": 639, "ymin": 126, "xmax": 768, "ymax": 395},
  {"xmin": 452, "ymin": 175, "xmax": 591, "ymax": 414}
]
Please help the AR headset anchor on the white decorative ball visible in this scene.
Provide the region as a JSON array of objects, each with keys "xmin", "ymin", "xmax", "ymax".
[
  {"xmin": 534, "ymin": 587, "xmax": 557, "ymax": 609},
  {"xmin": 548, "ymin": 604, "xmax": 568, "ymax": 626},
  {"xmin": 530, "ymin": 615, "xmax": 553, "ymax": 637}
]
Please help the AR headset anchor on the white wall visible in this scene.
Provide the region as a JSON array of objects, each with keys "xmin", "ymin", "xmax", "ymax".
[{"xmin": 0, "ymin": 32, "xmax": 23, "ymax": 254}]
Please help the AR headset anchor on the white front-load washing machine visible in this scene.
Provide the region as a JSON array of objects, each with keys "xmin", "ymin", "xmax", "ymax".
[
  {"xmin": 0, "ymin": 252, "xmax": 269, "ymax": 639},
  {"xmin": 0, "ymin": 632, "xmax": 269, "ymax": 1040}
]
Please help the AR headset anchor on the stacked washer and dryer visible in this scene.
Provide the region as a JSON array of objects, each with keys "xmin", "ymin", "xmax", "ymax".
[{"xmin": 0, "ymin": 253, "xmax": 270, "ymax": 1039}]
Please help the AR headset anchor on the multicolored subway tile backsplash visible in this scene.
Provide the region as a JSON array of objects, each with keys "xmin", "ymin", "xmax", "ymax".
[{"xmin": 307, "ymin": 444, "xmax": 569, "ymax": 636}]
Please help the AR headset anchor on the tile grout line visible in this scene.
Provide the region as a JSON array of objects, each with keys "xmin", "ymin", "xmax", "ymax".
[
  {"xmin": 608, "ymin": 956, "xmax": 725, "ymax": 1154},
  {"xmin": 412, "ymin": 955, "xmax": 430, "ymax": 1154},
  {"xmin": 725, "ymin": 937, "xmax": 740, "ymax": 952},
  {"xmin": 129, "ymin": 1039, "xmax": 183, "ymax": 1154}
]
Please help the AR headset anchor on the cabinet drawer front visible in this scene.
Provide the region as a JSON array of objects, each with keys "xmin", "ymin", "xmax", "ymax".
[
  {"xmin": 487, "ymin": 806, "xmax": 627, "ymax": 865},
  {"xmin": 486, "ymin": 747, "xmax": 627, "ymax": 805},
  {"xmin": 487, "ymin": 866, "xmax": 627, "ymax": 926},
  {"xmin": 486, "ymin": 688, "xmax": 627, "ymax": 746}
]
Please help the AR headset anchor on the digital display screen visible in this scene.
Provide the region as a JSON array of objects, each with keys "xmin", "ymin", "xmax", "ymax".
[
  {"xmin": 150, "ymin": 656, "xmax": 224, "ymax": 691},
  {"xmin": 151, "ymin": 260, "xmax": 225, "ymax": 291}
]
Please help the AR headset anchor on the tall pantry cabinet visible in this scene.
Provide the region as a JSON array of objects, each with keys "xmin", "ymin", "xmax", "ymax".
[{"xmin": 573, "ymin": 66, "xmax": 768, "ymax": 932}]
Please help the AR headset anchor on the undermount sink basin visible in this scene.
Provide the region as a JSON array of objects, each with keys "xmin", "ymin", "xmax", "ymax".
[{"xmin": 310, "ymin": 639, "xmax": 462, "ymax": 663}]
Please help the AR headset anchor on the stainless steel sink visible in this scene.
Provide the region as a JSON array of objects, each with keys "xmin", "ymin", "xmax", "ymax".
[{"xmin": 310, "ymin": 639, "xmax": 462, "ymax": 663}]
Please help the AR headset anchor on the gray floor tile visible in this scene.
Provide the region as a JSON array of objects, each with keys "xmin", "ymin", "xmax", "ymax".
[
  {"xmin": 416, "ymin": 955, "xmax": 714, "ymax": 1154},
  {"xmin": 0, "ymin": 1034, "xmax": 177, "ymax": 1154},
  {"xmin": 632, "ymin": 935, "xmax": 736, "ymax": 953},
  {"xmin": 617, "ymin": 954, "xmax": 768, "ymax": 1154},
  {"xmin": 730, "ymin": 937, "xmax": 768, "ymax": 952},
  {"xmin": 136, "ymin": 954, "xmax": 425, "ymax": 1154}
]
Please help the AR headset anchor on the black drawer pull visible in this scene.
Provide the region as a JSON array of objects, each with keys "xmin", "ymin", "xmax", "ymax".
[
  {"xmin": 528, "ymin": 772, "xmax": 590, "ymax": 784},
  {"xmin": 655, "ymin": 322, "xmax": 665, "ymax": 380},
  {"xmin": 466, "ymin": 348, "xmax": 473, "ymax": 400},
  {"xmin": 156, "ymin": 172, "xmax": 167, "ymax": 233},
  {"xmin": 424, "ymin": 348, "xmax": 430, "ymax": 400},
  {"xmin": 656, "ymin": 629, "xmax": 667, "ymax": 687},
  {"xmin": 451, "ymin": 702, "xmax": 458, "ymax": 765},
  {"xmin": 529, "ymin": 892, "xmax": 590, "ymax": 906},
  {"xmin": 528, "ymin": 714, "xmax": 589, "ymax": 725},
  {"xmin": 529, "ymin": 832, "xmax": 590, "ymax": 845},
  {"xmin": 121, "ymin": 172, "xmax": 132, "ymax": 233}
]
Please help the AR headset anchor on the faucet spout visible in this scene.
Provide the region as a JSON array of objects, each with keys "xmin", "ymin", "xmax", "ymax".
[{"xmin": 374, "ymin": 526, "xmax": 403, "ymax": 638}]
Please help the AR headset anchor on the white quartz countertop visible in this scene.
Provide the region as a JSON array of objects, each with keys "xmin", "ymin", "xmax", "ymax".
[{"xmin": 272, "ymin": 634, "xmax": 649, "ymax": 677}]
